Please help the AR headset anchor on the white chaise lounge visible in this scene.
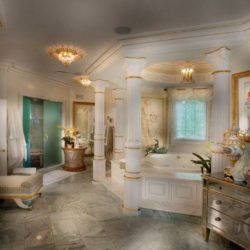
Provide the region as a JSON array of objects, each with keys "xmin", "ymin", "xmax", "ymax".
[{"xmin": 0, "ymin": 168, "xmax": 43, "ymax": 209}]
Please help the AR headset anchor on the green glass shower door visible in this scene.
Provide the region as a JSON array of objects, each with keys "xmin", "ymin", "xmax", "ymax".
[
  {"xmin": 43, "ymin": 100, "xmax": 62, "ymax": 168},
  {"xmin": 23, "ymin": 97, "xmax": 31, "ymax": 167}
]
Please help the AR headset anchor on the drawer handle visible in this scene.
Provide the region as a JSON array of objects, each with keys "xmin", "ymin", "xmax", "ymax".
[
  {"xmin": 215, "ymin": 200, "xmax": 222, "ymax": 205},
  {"xmin": 215, "ymin": 217, "xmax": 221, "ymax": 222}
]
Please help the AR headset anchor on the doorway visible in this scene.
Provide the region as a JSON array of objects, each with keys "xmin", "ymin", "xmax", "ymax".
[{"xmin": 23, "ymin": 96, "xmax": 63, "ymax": 168}]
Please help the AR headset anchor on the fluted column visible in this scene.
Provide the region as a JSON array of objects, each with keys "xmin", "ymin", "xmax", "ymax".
[
  {"xmin": 91, "ymin": 80, "xmax": 109, "ymax": 181},
  {"xmin": 113, "ymin": 88, "xmax": 126, "ymax": 160},
  {"xmin": 206, "ymin": 47, "xmax": 231, "ymax": 173},
  {"xmin": 123, "ymin": 57, "xmax": 146, "ymax": 215}
]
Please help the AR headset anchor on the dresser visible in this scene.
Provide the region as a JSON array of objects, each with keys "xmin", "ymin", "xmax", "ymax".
[{"xmin": 202, "ymin": 173, "xmax": 250, "ymax": 249}]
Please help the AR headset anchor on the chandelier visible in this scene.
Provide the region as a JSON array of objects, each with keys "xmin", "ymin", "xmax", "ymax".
[
  {"xmin": 74, "ymin": 75, "xmax": 91, "ymax": 87},
  {"xmin": 181, "ymin": 65, "xmax": 194, "ymax": 83},
  {"xmin": 47, "ymin": 45, "xmax": 85, "ymax": 66}
]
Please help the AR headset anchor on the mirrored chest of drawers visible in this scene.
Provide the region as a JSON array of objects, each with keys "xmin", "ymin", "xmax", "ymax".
[{"xmin": 202, "ymin": 173, "xmax": 250, "ymax": 249}]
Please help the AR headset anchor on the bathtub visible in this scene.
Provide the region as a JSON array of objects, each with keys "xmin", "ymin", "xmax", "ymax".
[
  {"xmin": 143, "ymin": 153, "xmax": 202, "ymax": 173},
  {"xmin": 111, "ymin": 153, "xmax": 203, "ymax": 216}
]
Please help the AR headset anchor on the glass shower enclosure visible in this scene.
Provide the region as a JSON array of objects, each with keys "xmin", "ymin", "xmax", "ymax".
[{"xmin": 23, "ymin": 96, "xmax": 63, "ymax": 168}]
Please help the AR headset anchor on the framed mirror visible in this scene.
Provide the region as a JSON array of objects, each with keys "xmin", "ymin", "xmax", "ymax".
[
  {"xmin": 232, "ymin": 71, "xmax": 250, "ymax": 130},
  {"xmin": 72, "ymin": 101, "xmax": 95, "ymax": 155}
]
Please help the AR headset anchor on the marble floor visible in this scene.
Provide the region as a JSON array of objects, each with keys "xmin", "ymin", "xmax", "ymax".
[{"xmin": 0, "ymin": 166, "xmax": 243, "ymax": 250}]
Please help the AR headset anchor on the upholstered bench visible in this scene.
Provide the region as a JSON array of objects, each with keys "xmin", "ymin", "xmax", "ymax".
[{"xmin": 0, "ymin": 168, "xmax": 43, "ymax": 209}]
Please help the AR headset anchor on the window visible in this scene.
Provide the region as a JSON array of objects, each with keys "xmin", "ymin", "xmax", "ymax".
[{"xmin": 174, "ymin": 99, "xmax": 206, "ymax": 140}]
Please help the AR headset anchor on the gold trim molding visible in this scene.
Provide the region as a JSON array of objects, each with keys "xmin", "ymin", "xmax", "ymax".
[
  {"xmin": 232, "ymin": 70, "xmax": 250, "ymax": 128},
  {"xmin": 124, "ymin": 175, "xmax": 141, "ymax": 180},
  {"xmin": 212, "ymin": 70, "xmax": 231, "ymax": 75},
  {"xmin": 125, "ymin": 76, "xmax": 142, "ymax": 80}
]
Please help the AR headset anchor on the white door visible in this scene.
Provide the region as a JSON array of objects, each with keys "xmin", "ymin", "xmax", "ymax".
[{"xmin": 0, "ymin": 99, "xmax": 7, "ymax": 175}]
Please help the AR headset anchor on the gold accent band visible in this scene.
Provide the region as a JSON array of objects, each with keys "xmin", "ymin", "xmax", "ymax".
[
  {"xmin": 125, "ymin": 171, "xmax": 140, "ymax": 174},
  {"xmin": 0, "ymin": 187, "xmax": 43, "ymax": 200},
  {"xmin": 124, "ymin": 175, "xmax": 141, "ymax": 180},
  {"xmin": 114, "ymin": 98, "xmax": 124, "ymax": 100},
  {"xmin": 125, "ymin": 76, "xmax": 142, "ymax": 80},
  {"xmin": 212, "ymin": 70, "xmax": 231, "ymax": 75},
  {"xmin": 95, "ymin": 91, "xmax": 104, "ymax": 94}
]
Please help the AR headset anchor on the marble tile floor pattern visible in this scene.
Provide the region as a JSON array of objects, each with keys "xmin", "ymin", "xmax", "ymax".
[{"xmin": 0, "ymin": 167, "xmax": 243, "ymax": 250}]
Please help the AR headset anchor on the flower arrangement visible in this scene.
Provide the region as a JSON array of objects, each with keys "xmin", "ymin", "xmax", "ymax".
[{"xmin": 58, "ymin": 126, "xmax": 80, "ymax": 148}]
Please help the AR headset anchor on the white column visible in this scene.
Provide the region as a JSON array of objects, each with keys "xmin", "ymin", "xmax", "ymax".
[
  {"xmin": 91, "ymin": 80, "xmax": 109, "ymax": 181},
  {"xmin": 206, "ymin": 47, "xmax": 231, "ymax": 173},
  {"xmin": 113, "ymin": 88, "xmax": 126, "ymax": 160},
  {"xmin": 123, "ymin": 57, "xmax": 146, "ymax": 215}
]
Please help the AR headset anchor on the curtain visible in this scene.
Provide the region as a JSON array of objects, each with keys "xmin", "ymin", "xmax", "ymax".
[
  {"xmin": 8, "ymin": 104, "xmax": 27, "ymax": 169},
  {"xmin": 170, "ymin": 87, "xmax": 213, "ymax": 101}
]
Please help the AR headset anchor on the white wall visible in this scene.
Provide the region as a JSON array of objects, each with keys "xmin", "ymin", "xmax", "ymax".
[{"xmin": 0, "ymin": 63, "xmax": 93, "ymax": 171}]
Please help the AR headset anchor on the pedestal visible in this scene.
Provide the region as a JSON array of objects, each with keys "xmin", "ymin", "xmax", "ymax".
[{"xmin": 63, "ymin": 148, "xmax": 86, "ymax": 172}]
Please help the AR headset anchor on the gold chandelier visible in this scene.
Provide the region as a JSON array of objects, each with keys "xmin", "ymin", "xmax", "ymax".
[
  {"xmin": 47, "ymin": 45, "xmax": 85, "ymax": 66},
  {"xmin": 181, "ymin": 64, "xmax": 194, "ymax": 83},
  {"xmin": 74, "ymin": 75, "xmax": 91, "ymax": 87}
]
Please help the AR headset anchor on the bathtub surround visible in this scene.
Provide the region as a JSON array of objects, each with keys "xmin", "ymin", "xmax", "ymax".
[
  {"xmin": 112, "ymin": 153, "xmax": 203, "ymax": 216},
  {"xmin": 206, "ymin": 47, "xmax": 231, "ymax": 173},
  {"xmin": 123, "ymin": 57, "xmax": 146, "ymax": 214},
  {"xmin": 92, "ymin": 80, "xmax": 109, "ymax": 181},
  {"xmin": 113, "ymin": 88, "xmax": 126, "ymax": 160}
]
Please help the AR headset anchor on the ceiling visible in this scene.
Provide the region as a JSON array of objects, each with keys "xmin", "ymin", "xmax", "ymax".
[{"xmin": 0, "ymin": 0, "xmax": 250, "ymax": 85}]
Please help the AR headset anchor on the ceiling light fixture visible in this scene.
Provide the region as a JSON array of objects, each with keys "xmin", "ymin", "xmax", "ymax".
[
  {"xmin": 47, "ymin": 45, "xmax": 85, "ymax": 67},
  {"xmin": 74, "ymin": 75, "xmax": 91, "ymax": 87},
  {"xmin": 181, "ymin": 64, "xmax": 194, "ymax": 83}
]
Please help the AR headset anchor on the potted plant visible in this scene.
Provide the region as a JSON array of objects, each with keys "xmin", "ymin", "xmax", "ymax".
[
  {"xmin": 58, "ymin": 126, "xmax": 79, "ymax": 148},
  {"xmin": 191, "ymin": 153, "xmax": 211, "ymax": 174}
]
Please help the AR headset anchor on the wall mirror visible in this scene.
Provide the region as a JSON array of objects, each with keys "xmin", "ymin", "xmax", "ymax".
[
  {"xmin": 72, "ymin": 101, "xmax": 95, "ymax": 155},
  {"xmin": 232, "ymin": 71, "xmax": 250, "ymax": 131}
]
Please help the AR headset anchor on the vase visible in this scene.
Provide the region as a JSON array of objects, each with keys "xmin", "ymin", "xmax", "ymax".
[
  {"xmin": 231, "ymin": 156, "xmax": 246, "ymax": 182},
  {"xmin": 65, "ymin": 142, "xmax": 74, "ymax": 149}
]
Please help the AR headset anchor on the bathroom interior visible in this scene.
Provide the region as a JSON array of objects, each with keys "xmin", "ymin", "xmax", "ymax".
[{"xmin": 0, "ymin": 1, "xmax": 250, "ymax": 249}]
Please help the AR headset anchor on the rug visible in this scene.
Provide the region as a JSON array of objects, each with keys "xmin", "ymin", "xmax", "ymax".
[{"xmin": 43, "ymin": 170, "xmax": 76, "ymax": 186}]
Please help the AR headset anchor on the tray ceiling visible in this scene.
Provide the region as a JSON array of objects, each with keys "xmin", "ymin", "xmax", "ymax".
[{"xmin": 0, "ymin": 0, "xmax": 250, "ymax": 84}]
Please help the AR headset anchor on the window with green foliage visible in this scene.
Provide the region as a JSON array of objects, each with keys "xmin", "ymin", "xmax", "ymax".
[{"xmin": 174, "ymin": 100, "xmax": 206, "ymax": 140}]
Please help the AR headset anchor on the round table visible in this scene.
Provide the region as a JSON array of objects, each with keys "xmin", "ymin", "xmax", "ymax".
[{"xmin": 62, "ymin": 147, "xmax": 87, "ymax": 172}]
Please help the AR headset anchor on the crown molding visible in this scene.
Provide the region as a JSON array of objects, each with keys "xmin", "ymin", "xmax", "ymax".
[
  {"xmin": 0, "ymin": 59, "xmax": 70, "ymax": 88},
  {"xmin": 86, "ymin": 16, "xmax": 250, "ymax": 77}
]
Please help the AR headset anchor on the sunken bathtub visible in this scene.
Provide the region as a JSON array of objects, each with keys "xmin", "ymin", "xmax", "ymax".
[{"xmin": 111, "ymin": 153, "xmax": 203, "ymax": 216}]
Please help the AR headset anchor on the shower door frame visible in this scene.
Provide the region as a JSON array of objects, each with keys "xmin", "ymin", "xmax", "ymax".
[{"xmin": 19, "ymin": 92, "xmax": 67, "ymax": 169}]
